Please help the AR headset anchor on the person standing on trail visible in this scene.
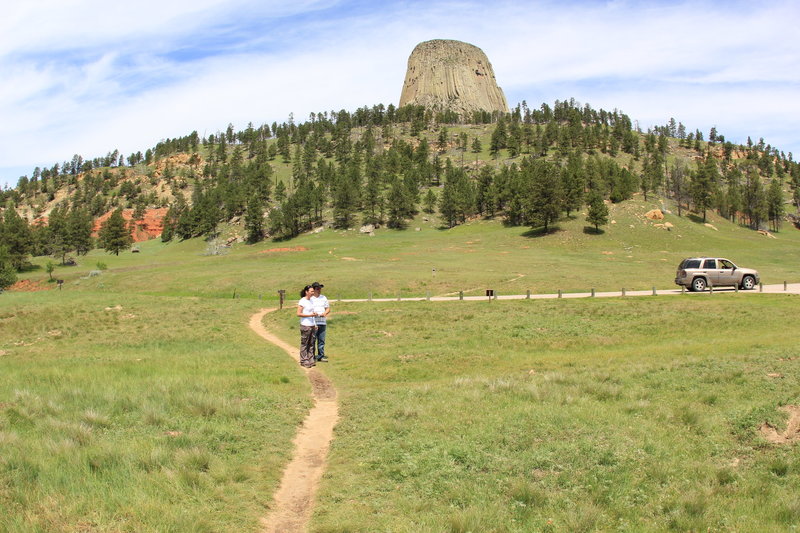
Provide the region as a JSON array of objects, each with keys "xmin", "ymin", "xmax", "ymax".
[
  {"xmin": 297, "ymin": 285, "xmax": 318, "ymax": 368},
  {"xmin": 310, "ymin": 282, "xmax": 330, "ymax": 362}
]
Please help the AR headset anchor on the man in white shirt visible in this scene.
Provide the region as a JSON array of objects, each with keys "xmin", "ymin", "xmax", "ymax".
[{"xmin": 310, "ymin": 282, "xmax": 331, "ymax": 362}]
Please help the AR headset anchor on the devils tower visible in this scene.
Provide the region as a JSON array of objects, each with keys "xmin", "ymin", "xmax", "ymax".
[{"xmin": 399, "ymin": 39, "xmax": 509, "ymax": 117}]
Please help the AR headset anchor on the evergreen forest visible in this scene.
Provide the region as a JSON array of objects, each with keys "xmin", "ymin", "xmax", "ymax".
[{"xmin": 1, "ymin": 98, "xmax": 799, "ymax": 289}]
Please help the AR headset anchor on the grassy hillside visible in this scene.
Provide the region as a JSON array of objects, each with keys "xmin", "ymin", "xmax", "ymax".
[{"xmin": 14, "ymin": 194, "xmax": 800, "ymax": 300}]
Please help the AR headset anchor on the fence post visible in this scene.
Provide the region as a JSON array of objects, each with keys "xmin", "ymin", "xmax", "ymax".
[
  {"xmin": 785, "ymin": 281, "xmax": 788, "ymax": 291},
  {"xmin": 277, "ymin": 289, "xmax": 286, "ymax": 309},
  {"xmin": 426, "ymin": 291, "xmax": 431, "ymax": 301},
  {"xmin": 369, "ymin": 292, "xmax": 373, "ymax": 302},
  {"xmin": 652, "ymin": 286, "xmax": 657, "ymax": 296},
  {"xmin": 459, "ymin": 291, "xmax": 464, "ymax": 301},
  {"xmin": 397, "ymin": 293, "xmax": 401, "ymax": 301},
  {"xmin": 558, "ymin": 289, "xmax": 562, "ymax": 299},
  {"xmin": 621, "ymin": 288, "xmax": 626, "ymax": 297},
  {"xmin": 526, "ymin": 290, "xmax": 531, "ymax": 299},
  {"xmin": 759, "ymin": 283, "xmax": 763, "ymax": 293},
  {"xmin": 591, "ymin": 288, "xmax": 595, "ymax": 297}
]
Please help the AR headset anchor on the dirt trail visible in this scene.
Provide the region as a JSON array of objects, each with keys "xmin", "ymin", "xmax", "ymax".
[{"xmin": 248, "ymin": 309, "xmax": 338, "ymax": 533}]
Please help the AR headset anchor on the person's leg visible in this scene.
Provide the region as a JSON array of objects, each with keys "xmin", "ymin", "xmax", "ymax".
[
  {"xmin": 315, "ymin": 325, "xmax": 327, "ymax": 360},
  {"xmin": 311, "ymin": 326, "xmax": 317, "ymax": 359},
  {"xmin": 299, "ymin": 326, "xmax": 315, "ymax": 367}
]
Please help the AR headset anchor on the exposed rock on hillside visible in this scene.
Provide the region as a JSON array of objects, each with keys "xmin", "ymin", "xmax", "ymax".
[
  {"xmin": 93, "ymin": 208, "xmax": 168, "ymax": 242},
  {"xmin": 399, "ymin": 39, "xmax": 509, "ymax": 116}
]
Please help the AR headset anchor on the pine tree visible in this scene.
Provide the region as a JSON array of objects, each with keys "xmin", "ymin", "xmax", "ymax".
[
  {"xmin": 244, "ymin": 196, "xmax": 265, "ymax": 243},
  {"xmin": 438, "ymin": 180, "xmax": 459, "ymax": 228},
  {"xmin": 2, "ymin": 205, "xmax": 32, "ymax": 269},
  {"xmin": 526, "ymin": 159, "xmax": 562, "ymax": 231},
  {"xmin": 0, "ymin": 245, "xmax": 17, "ymax": 289},
  {"xmin": 742, "ymin": 166, "xmax": 767, "ymax": 229},
  {"xmin": 46, "ymin": 205, "xmax": 70, "ymax": 264},
  {"xmin": 386, "ymin": 177, "xmax": 411, "ymax": 229},
  {"xmin": 98, "ymin": 208, "xmax": 132, "ymax": 255},
  {"xmin": 490, "ymin": 119, "xmax": 507, "ymax": 158},
  {"xmin": 475, "ymin": 166, "xmax": 495, "ymax": 215},
  {"xmin": 690, "ymin": 158, "xmax": 717, "ymax": 223},
  {"xmin": 422, "ymin": 188, "xmax": 437, "ymax": 214},
  {"xmin": 586, "ymin": 191, "xmax": 609, "ymax": 232},
  {"xmin": 471, "ymin": 137, "xmax": 482, "ymax": 153},
  {"xmin": 767, "ymin": 178, "xmax": 785, "ymax": 232},
  {"xmin": 68, "ymin": 208, "xmax": 94, "ymax": 256},
  {"xmin": 561, "ymin": 153, "xmax": 585, "ymax": 217},
  {"xmin": 668, "ymin": 161, "xmax": 689, "ymax": 217}
]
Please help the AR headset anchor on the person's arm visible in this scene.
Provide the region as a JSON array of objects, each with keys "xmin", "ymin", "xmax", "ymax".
[{"xmin": 297, "ymin": 302, "xmax": 317, "ymax": 318}]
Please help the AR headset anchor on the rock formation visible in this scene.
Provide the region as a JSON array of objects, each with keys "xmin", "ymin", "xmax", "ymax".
[
  {"xmin": 92, "ymin": 207, "xmax": 168, "ymax": 242},
  {"xmin": 399, "ymin": 39, "xmax": 509, "ymax": 117}
]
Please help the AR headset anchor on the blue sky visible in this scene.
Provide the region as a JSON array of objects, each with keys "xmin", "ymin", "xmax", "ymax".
[{"xmin": 2, "ymin": 0, "xmax": 798, "ymax": 188}]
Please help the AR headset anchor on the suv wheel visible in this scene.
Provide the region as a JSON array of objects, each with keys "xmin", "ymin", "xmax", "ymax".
[
  {"xmin": 691, "ymin": 277, "xmax": 707, "ymax": 292},
  {"xmin": 741, "ymin": 275, "xmax": 756, "ymax": 290}
]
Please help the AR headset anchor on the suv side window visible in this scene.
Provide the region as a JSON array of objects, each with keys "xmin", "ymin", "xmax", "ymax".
[
  {"xmin": 703, "ymin": 259, "xmax": 717, "ymax": 269},
  {"xmin": 719, "ymin": 259, "xmax": 734, "ymax": 269},
  {"xmin": 684, "ymin": 259, "xmax": 700, "ymax": 269}
]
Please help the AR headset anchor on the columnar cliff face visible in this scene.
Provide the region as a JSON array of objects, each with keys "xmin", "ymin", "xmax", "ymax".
[{"xmin": 399, "ymin": 39, "xmax": 509, "ymax": 116}]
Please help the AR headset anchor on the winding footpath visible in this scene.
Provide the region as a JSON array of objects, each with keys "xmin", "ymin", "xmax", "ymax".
[
  {"xmin": 248, "ymin": 309, "xmax": 338, "ymax": 533},
  {"xmin": 246, "ymin": 283, "xmax": 799, "ymax": 530}
]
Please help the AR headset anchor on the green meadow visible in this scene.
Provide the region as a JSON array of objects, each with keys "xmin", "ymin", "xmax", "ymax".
[
  {"xmin": 0, "ymin": 292, "xmax": 307, "ymax": 532},
  {"xmin": 2, "ymin": 201, "xmax": 800, "ymax": 531},
  {"xmin": 16, "ymin": 197, "xmax": 800, "ymax": 300},
  {"xmin": 263, "ymin": 296, "xmax": 800, "ymax": 532}
]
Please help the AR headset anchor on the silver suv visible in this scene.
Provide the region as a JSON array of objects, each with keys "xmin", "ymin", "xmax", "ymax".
[{"xmin": 675, "ymin": 257, "xmax": 760, "ymax": 292}]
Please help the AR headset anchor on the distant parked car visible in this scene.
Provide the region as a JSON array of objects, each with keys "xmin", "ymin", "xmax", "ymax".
[{"xmin": 675, "ymin": 257, "xmax": 760, "ymax": 292}]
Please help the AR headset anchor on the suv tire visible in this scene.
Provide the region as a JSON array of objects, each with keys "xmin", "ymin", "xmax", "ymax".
[
  {"xmin": 691, "ymin": 277, "xmax": 707, "ymax": 292},
  {"xmin": 741, "ymin": 275, "xmax": 756, "ymax": 290}
]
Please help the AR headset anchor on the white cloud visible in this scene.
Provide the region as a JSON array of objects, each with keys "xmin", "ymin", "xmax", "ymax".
[{"xmin": 2, "ymin": 0, "xmax": 800, "ymax": 187}]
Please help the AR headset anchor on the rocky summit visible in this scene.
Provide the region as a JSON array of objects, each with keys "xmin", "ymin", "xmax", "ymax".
[{"xmin": 399, "ymin": 39, "xmax": 509, "ymax": 116}]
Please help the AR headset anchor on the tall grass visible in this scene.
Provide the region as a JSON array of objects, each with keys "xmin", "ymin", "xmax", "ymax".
[
  {"xmin": 264, "ymin": 295, "xmax": 800, "ymax": 531},
  {"xmin": 0, "ymin": 292, "xmax": 308, "ymax": 531}
]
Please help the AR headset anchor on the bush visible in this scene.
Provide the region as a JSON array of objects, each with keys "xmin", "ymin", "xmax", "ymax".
[{"xmin": 0, "ymin": 264, "xmax": 17, "ymax": 289}]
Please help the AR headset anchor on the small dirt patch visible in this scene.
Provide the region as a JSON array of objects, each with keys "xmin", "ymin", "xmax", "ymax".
[
  {"xmin": 759, "ymin": 405, "xmax": 800, "ymax": 444},
  {"xmin": 258, "ymin": 246, "xmax": 309, "ymax": 254},
  {"xmin": 9, "ymin": 279, "xmax": 50, "ymax": 292},
  {"xmin": 307, "ymin": 370, "xmax": 336, "ymax": 401}
]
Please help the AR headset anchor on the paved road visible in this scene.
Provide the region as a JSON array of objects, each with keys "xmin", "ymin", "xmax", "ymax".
[{"xmin": 338, "ymin": 283, "xmax": 800, "ymax": 303}]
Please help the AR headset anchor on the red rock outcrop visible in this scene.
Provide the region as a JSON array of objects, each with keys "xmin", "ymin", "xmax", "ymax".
[{"xmin": 92, "ymin": 208, "xmax": 168, "ymax": 242}]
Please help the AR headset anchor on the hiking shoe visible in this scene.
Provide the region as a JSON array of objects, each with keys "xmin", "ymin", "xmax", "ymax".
[{"xmin": 316, "ymin": 355, "xmax": 329, "ymax": 362}]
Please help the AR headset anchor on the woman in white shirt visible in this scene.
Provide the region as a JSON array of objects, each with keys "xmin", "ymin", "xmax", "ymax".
[{"xmin": 297, "ymin": 285, "xmax": 318, "ymax": 368}]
